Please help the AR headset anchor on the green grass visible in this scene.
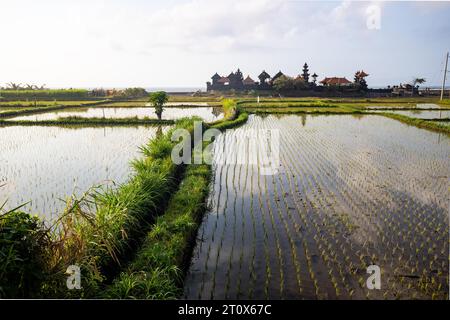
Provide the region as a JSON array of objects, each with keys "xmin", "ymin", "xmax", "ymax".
[
  {"xmin": 0, "ymin": 100, "xmax": 111, "ymax": 119},
  {"xmin": 245, "ymin": 107, "xmax": 356, "ymax": 114},
  {"xmin": 0, "ymin": 105, "xmax": 74, "ymax": 119},
  {"xmin": 0, "ymin": 117, "xmax": 174, "ymax": 127},
  {"xmin": 104, "ymin": 163, "xmax": 211, "ymax": 299},
  {"xmin": 238, "ymin": 97, "xmax": 448, "ymax": 110},
  {"xmin": 168, "ymin": 95, "xmax": 222, "ymax": 102},
  {"xmin": 438, "ymin": 98, "xmax": 450, "ymax": 105},
  {"xmin": 0, "ymin": 100, "xmax": 103, "ymax": 107},
  {"xmin": 0, "ymin": 89, "xmax": 90, "ymax": 100},
  {"xmin": 240, "ymin": 101, "xmax": 340, "ymax": 108},
  {"xmin": 373, "ymin": 112, "xmax": 450, "ymax": 135}
]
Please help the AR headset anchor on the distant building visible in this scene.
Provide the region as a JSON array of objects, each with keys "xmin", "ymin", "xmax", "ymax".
[
  {"xmin": 320, "ymin": 77, "xmax": 352, "ymax": 86},
  {"xmin": 206, "ymin": 65, "xmax": 364, "ymax": 92},
  {"xmin": 271, "ymin": 71, "xmax": 285, "ymax": 84},
  {"xmin": 392, "ymin": 83, "xmax": 418, "ymax": 96},
  {"xmin": 243, "ymin": 75, "xmax": 257, "ymax": 89}
]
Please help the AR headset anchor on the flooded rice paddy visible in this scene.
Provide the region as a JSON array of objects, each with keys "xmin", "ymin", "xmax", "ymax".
[
  {"xmin": 148, "ymin": 102, "xmax": 212, "ymax": 106},
  {"xmin": 184, "ymin": 114, "xmax": 449, "ymax": 300},
  {"xmin": 0, "ymin": 125, "xmax": 168, "ymax": 219},
  {"xmin": 371, "ymin": 110, "xmax": 450, "ymax": 119},
  {"xmin": 8, "ymin": 106, "xmax": 223, "ymax": 122}
]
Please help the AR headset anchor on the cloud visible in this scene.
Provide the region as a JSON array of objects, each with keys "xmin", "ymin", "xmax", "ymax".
[
  {"xmin": 0, "ymin": 0, "xmax": 447, "ymax": 87},
  {"xmin": 92, "ymin": 0, "xmax": 369, "ymax": 54},
  {"xmin": 140, "ymin": 0, "xmax": 290, "ymax": 52}
]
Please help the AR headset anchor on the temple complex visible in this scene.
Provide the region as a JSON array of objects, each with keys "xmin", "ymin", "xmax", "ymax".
[{"xmin": 206, "ymin": 64, "xmax": 368, "ymax": 92}]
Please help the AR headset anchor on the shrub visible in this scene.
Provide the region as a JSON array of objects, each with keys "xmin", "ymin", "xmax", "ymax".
[{"xmin": 0, "ymin": 211, "xmax": 49, "ymax": 298}]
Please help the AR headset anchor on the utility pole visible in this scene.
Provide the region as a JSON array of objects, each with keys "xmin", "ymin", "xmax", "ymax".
[{"xmin": 440, "ymin": 52, "xmax": 449, "ymax": 101}]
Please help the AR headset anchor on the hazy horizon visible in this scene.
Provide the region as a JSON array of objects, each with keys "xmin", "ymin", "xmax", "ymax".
[{"xmin": 1, "ymin": 0, "xmax": 449, "ymax": 88}]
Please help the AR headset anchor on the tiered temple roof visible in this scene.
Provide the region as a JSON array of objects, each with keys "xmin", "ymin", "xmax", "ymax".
[
  {"xmin": 243, "ymin": 75, "xmax": 256, "ymax": 85},
  {"xmin": 356, "ymin": 70, "xmax": 369, "ymax": 78},
  {"xmin": 271, "ymin": 71, "xmax": 285, "ymax": 83}
]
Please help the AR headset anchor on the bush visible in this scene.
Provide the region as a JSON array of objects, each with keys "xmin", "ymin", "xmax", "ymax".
[{"xmin": 0, "ymin": 211, "xmax": 49, "ymax": 298}]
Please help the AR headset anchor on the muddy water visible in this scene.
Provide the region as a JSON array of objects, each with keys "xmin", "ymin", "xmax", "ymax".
[
  {"xmin": 8, "ymin": 107, "xmax": 224, "ymax": 122},
  {"xmin": 0, "ymin": 125, "xmax": 168, "ymax": 220},
  {"xmin": 184, "ymin": 114, "xmax": 449, "ymax": 300}
]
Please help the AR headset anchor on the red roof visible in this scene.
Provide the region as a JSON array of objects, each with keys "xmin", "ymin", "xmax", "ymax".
[
  {"xmin": 320, "ymin": 77, "xmax": 352, "ymax": 85},
  {"xmin": 217, "ymin": 77, "xmax": 230, "ymax": 84}
]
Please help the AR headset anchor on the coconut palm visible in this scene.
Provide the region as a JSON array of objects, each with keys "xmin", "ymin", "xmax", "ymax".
[
  {"xmin": 412, "ymin": 78, "xmax": 426, "ymax": 87},
  {"xmin": 6, "ymin": 82, "xmax": 23, "ymax": 90},
  {"xmin": 411, "ymin": 78, "xmax": 426, "ymax": 96}
]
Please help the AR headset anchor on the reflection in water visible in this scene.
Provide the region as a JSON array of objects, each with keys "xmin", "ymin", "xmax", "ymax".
[
  {"xmin": 301, "ymin": 114, "xmax": 306, "ymax": 126},
  {"xmin": 184, "ymin": 114, "xmax": 449, "ymax": 300},
  {"xmin": 212, "ymin": 106, "xmax": 224, "ymax": 118},
  {"xmin": 0, "ymin": 125, "xmax": 169, "ymax": 219},
  {"xmin": 9, "ymin": 107, "xmax": 224, "ymax": 122}
]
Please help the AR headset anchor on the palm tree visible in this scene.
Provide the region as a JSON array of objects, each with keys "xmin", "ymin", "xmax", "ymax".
[
  {"xmin": 411, "ymin": 78, "xmax": 426, "ymax": 96},
  {"xmin": 6, "ymin": 82, "xmax": 23, "ymax": 90}
]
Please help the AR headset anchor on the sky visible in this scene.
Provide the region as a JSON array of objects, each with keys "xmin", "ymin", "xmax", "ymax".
[{"xmin": 0, "ymin": 0, "xmax": 449, "ymax": 88}]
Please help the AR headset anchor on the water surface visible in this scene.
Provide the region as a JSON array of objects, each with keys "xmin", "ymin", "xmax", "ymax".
[
  {"xmin": 9, "ymin": 107, "xmax": 224, "ymax": 122},
  {"xmin": 184, "ymin": 114, "xmax": 449, "ymax": 300},
  {"xmin": 0, "ymin": 125, "xmax": 168, "ymax": 219}
]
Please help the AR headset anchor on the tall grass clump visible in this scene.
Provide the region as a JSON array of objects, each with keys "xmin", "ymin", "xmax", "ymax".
[
  {"xmin": 208, "ymin": 98, "xmax": 243, "ymax": 128},
  {"xmin": 222, "ymin": 98, "xmax": 238, "ymax": 118}
]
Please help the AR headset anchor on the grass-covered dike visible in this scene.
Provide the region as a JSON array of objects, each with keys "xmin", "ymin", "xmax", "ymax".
[
  {"xmin": 0, "ymin": 116, "xmax": 174, "ymax": 127},
  {"xmin": 0, "ymin": 100, "xmax": 111, "ymax": 119},
  {"xmin": 372, "ymin": 112, "xmax": 450, "ymax": 135}
]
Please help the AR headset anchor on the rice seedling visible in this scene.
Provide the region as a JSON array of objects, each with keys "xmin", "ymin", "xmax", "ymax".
[{"xmin": 184, "ymin": 113, "xmax": 449, "ymax": 300}]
